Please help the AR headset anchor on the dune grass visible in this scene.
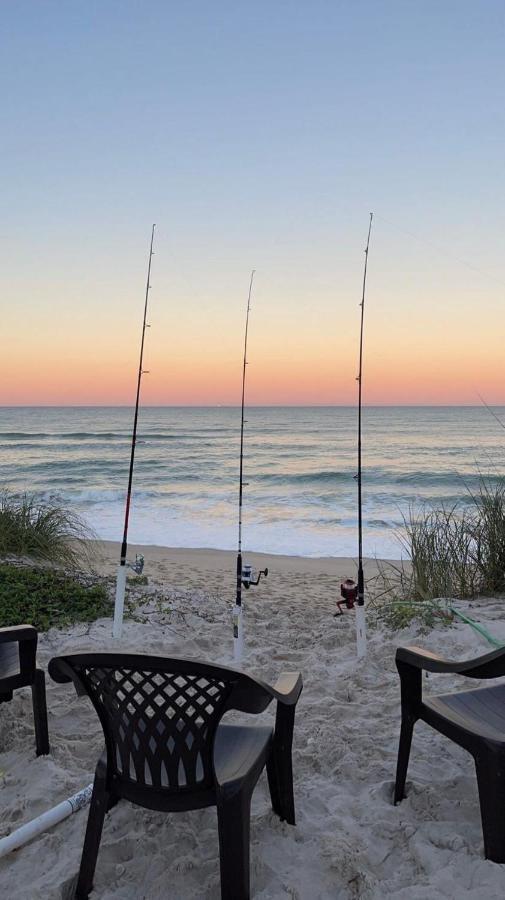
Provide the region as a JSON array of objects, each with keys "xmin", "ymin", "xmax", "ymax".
[
  {"xmin": 372, "ymin": 477, "xmax": 505, "ymax": 629},
  {"xmin": 471, "ymin": 479, "xmax": 505, "ymax": 594},
  {"xmin": 401, "ymin": 503, "xmax": 480, "ymax": 601},
  {"xmin": 0, "ymin": 492, "xmax": 95, "ymax": 569}
]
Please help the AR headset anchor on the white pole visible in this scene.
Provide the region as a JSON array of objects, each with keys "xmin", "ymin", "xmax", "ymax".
[
  {"xmin": 113, "ymin": 563, "xmax": 127, "ymax": 639},
  {"xmin": 233, "ymin": 604, "xmax": 244, "ymax": 664},
  {"xmin": 0, "ymin": 783, "xmax": 93, "ymax": 859},
  {"xmin": 355, "ymin": 603, "xmax": 367, "ymax": 659}
]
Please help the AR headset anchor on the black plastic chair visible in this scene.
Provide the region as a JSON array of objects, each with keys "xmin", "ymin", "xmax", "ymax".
[
  {"xmin": 0, "ymin": 624, "xmax": 49, "ymax": 756},
  {"xmin": 48, "ymin": 652, "xmax": 303, "ymax": 899},
  {"xmin": 394, "ymin": 643, "xmax": 505, "ymax": 862}
]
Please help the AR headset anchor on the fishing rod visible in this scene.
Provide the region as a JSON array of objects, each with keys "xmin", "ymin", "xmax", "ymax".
[
  {"xmin": 233, "ymin": 270, "xmax": 268, "ymax": 663},
  {"xmin": 337, "ymin": 213, "xmax": 373, "ymax": 660},
  {"xmin": 113, "ymin": 223, "xmax": 156, "ymax": 639},
  {"xmin": 356, "ymin": 212, "xmax": 373, "ymax": 655}
]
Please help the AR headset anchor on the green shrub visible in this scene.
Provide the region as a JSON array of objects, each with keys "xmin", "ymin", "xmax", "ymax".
[
  {"xmin": 374, "ymin": 596, "xmax": 450, "ymax": 631},
  {"xmin": 0, "ymin": 564, "xmax": 110, "ymax": 631},
  {"xmin": 368, "ymin": 558, "xmax": 453, "ymax": 631}
]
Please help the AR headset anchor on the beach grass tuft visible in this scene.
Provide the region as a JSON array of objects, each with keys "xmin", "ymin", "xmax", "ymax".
[
  {"xmin": 402, "ymin": 503, "xmax": 480, "ymax": 601},
  {"xmin": 471, "ymin": 478, "xmax": 505, "ymax": 594},
  {"xmin": 0, "ymin": 491, "xmax": 95, "ymax": 570},
  {"xmin": 372, "ymin": 476, "xmax": 505, "ymax": 629}
]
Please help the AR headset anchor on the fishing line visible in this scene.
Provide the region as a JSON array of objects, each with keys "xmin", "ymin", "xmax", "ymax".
[
  {"xmin": 374, "ymin": 212, "xmax": 505, "ymax": 287},
  {"xmin": 476, "ymin": 392, "xmax": 505, "ymax": 431}
]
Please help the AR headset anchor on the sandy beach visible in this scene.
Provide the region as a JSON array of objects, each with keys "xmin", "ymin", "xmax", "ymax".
[
  {"xmin": 1, "ymin": 543, "xmax": 505, "ymax": 899},
  {"xmin": 3, "ymin": 0, "xmax": 503, "ymax": 895}
]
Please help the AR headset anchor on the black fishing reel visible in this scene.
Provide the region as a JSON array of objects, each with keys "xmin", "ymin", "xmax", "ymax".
[
  {"xmin": 241, "ymin": 564, "xmax": 268, "ymax": 589},
  {"xmin": 127, "ymin": 554, "xmax": 145, "ymax": 576},
  {"xmin": 334, "ymin": 578, "xmax": 358, "ymax": 616}
]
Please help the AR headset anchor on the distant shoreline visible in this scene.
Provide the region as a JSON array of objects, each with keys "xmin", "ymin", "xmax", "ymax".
[{"xmin": 89, "ymin": 539, "xmax": 404, "ymax": 581}]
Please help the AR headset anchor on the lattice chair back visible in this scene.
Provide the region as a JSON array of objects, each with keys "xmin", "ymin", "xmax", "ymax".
[{"xmin": 48, "ymin": 654, "xmax": 271, "ymax": 797}]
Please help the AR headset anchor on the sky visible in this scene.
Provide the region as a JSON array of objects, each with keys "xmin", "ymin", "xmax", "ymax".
[{"xmin": 1, "ymin": 1, "xmax": 504, "ymax": 405}]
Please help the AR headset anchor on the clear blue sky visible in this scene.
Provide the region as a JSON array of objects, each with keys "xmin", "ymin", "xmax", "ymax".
[{"xmin": 1, "ymin": 1, "xmax": 504, "ymax": 404}]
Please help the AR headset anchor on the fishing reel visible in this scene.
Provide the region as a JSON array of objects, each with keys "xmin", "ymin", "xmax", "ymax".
[
  {"xmin": 335, "ymin": 578, "xmax": 358, "ymax": 616},
  {"xmin": 127, "ymin": 554, "xmax": 145, "ymax": 576},
  {"xmin": 241, "ymin": 563, "xmax": 268, "ymax": 590}
]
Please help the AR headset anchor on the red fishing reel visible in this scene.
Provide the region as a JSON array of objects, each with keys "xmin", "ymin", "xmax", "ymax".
[{"xmin": 335, "ymin": 578, "xmax": 358, "ymax": 616}]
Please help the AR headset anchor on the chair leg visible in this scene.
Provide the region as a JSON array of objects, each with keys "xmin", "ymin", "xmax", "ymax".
[
  {"xmin": 475, "ymin": 752, "xmax": 505, "ymax": 863},
  {"xmin": 75, "ymin": 759, "xmax": 111, "ymax": 900},
  {"xmin": 273, "ymin": 705, "xmax": 296, "ymax": 825},
  {"xmin": 31, "ymin": 669, "xmax": 50, "ymax": 756},
  {"xmin": 266, "ymin": 752, "xmax": 281, "ymax": 818},
  {"xmin": 394, "ymin": 715, "xmax": 416, "ymax": 804},
  {"xmin": 106, "ymin": 793, "xmax": 119, "ymax": 813},
  {"xmin": 216, "ymin": 787, "xmax": 252, "ymax": 900}
]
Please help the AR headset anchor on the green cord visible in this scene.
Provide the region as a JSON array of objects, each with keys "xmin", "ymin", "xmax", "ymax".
[
  {"xmin": 448, "ymin": 606, "xmax": 505, "ymax": 650},
  {"xmin": 385, "ymin": 599, "xmax": 504, "ymax": 649}
]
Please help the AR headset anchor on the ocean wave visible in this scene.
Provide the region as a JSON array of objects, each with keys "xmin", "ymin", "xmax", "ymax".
[
  {"xmin": 255, "ymin": 470, "xmax": 355, "ymax": 485},
  {"xmin": 15, "ymin": 460, "xmax": 128, "ymax": 473},
  {"xmin": 39, "ymin": 488, "xmax": 161, "ymax": 504},
  {"xmin": 0, "ymin": 431, "xmax": 125, "ymax": 440},
  {"xmin": 0, "ymin": 430, "xmax": 223, "ymax": 442},
  {"xmin": 391, "ymin": 471, "xmax": 505, "ymax": 487},
  {"xmin": 251, "ymin": 468, "xmax": 489, "ymax": 487}
]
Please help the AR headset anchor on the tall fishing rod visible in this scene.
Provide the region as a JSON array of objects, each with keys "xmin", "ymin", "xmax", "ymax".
[
  {"xmin": 233, "ymin": 270, "xmax": 268, "ymax": 663},
  {"xmin": 355, "ymin": 212, "xmax": 373, "ymax": 657},
  {"xmin": 113, "ymin": 223, "xmax": 156, "ymax": 639},
  {"xmin": 337, "ymin": 213, "xmax": 373, "ymax": 660}
]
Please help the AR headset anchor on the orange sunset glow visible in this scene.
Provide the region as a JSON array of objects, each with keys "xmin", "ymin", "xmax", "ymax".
[{"xmin": 1, "ymin": 267, "xmax": 503, "ymax": 406}]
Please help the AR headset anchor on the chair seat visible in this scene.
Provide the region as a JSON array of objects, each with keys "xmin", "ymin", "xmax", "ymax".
[
  {"xmin": 424, "ymin": 682, "xmax": 505, "ymax": 743},
  {"xmin": 214, "ymin": 723, "xmax": 273, "ymax": 788}
]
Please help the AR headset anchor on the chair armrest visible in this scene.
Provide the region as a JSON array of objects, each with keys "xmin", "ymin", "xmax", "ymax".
[
  {"xmin": 0, "ymin": 625, "xmax": 38, "ymax": 682},
  {"xmin": 397, "ymin": 645, "xmax": 505, "ymax": 679},
  {"xmin": 0, "ymin": 625, "xmax": 38, "ymax": 644},
  {"xmin": 48, "ymin": 656, "xmax": 89, "ymax": 696},
  {"xmin": 228, "ymin": 670, "xmax": 303, "ymax": 715},
  {"xmin": 48, "ymin": 656, "xmax": 74, "ymax": 684},
  {"xmin": 270, "ymin": 672, "xmax": 303, "ymax": 706}
]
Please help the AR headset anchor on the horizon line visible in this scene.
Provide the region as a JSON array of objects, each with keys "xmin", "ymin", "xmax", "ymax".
[{"xmin": 0, "ymin": 403, "xmax": 504, "ymax": 410}]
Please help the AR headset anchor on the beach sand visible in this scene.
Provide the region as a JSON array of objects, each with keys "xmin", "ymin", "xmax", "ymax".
[{"xmin": 1, "ymin": 543, "xmax": 505, "ymax": 898}]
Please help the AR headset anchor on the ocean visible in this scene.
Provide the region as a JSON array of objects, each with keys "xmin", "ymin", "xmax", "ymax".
[{"xmin": 0, "ymin": 406, "xmax": 504, "ymax": 559}]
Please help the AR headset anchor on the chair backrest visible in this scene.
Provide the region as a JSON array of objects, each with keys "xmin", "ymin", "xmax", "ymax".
[
  {"xmin": 49, "ymin": 653, "xmax": 271, "ymax": 795},
  {"xmin": 0, "ymin": 626, "xmax": 38, "ymax": 692}
]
